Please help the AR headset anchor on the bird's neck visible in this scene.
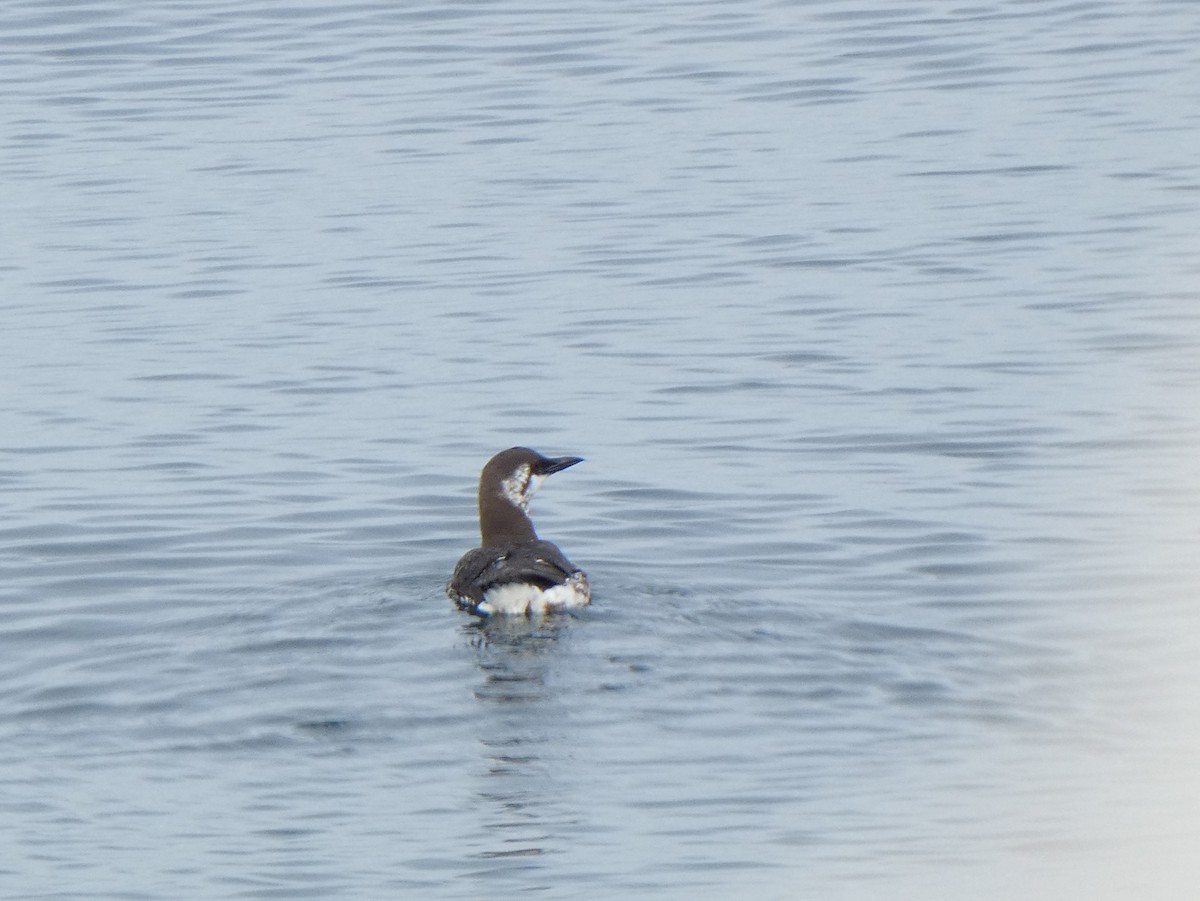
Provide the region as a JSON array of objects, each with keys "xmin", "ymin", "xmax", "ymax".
[{"xmin": 479, "ymin": 494, "xmax": 537, "ymax": 546}]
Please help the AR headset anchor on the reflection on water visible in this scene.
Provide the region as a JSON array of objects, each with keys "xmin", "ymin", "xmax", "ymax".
[{"xmin": 466, "ymin": 616, "xmax": 576, "ymax": 871}]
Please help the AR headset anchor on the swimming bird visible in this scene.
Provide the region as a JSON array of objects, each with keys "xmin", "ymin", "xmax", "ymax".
[{"xmin": 448, "ymin": 447, "xmax": 591, "ymax": 616}]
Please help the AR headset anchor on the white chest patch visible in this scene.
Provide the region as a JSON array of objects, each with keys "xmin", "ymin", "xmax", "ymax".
[{"xmin": 477, "ymin": 572, "xmax": 591, "ymax": 616}]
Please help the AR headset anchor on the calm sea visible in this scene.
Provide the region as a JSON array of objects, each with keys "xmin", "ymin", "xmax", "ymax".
[{"xmin": 3, "ymin": 1, "xmax": 1199, "ymax": 898}]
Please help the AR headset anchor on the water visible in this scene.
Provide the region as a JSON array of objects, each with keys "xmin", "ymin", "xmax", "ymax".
[{"xmin": 3, "ymin": 1, "xmax": 1199, "ymax": 897}]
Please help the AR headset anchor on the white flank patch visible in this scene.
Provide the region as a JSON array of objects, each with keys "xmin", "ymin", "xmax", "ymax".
[{"xmin": 478, "ymin": 572, "xmax": 591, "ymax": 616}]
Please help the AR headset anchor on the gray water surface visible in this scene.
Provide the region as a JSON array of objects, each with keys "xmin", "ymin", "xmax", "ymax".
[{"xmin": 3, "ymin": 1, "xmax": 1199, "ymax": 898}]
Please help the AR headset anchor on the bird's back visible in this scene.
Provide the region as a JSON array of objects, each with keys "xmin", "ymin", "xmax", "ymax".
[{"xmin": 449, "ymin": 540, "xmax": 588, "ymax": 615}]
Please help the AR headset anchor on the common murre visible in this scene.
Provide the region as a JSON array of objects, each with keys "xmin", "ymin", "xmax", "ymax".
[{"xmin": 448, "ymin": 447, "xmax": 591, "ymax": 616}]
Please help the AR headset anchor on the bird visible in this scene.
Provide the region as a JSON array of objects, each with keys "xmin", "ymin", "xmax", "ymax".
[{"xmin": 448, "ymin": 447, "xmax": 591, "ymax": 616}]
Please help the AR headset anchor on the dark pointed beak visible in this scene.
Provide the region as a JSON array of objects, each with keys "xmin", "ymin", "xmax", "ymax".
[{"xmin": 536, "ymin": 455, "xmax": 583, "ymax": 476}]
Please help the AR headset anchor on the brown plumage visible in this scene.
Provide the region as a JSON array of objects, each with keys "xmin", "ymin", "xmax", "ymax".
[{"xmin": 448, "ymin": 447, "xmax": 590, "ymax": 616}]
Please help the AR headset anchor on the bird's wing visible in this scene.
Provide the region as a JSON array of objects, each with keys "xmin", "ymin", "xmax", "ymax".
[{"xmin": 449, "ymin": 541, "xmax": 580, "ymax": 604}]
